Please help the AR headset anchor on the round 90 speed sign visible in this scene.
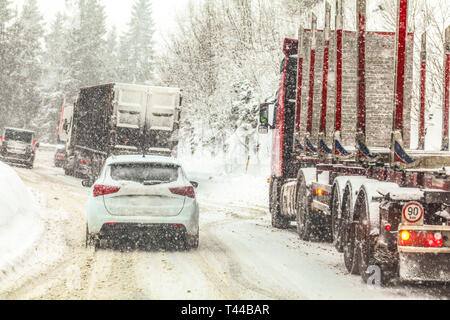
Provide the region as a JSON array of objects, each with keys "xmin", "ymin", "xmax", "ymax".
[{"xmin": 402, "ymin": 202, "xmax": 424, "ymax": 224}]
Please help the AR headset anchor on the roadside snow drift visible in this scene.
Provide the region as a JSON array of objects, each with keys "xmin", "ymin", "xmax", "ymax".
[{"xmin": 0, "ymin": 161, "xmax": 43, "ymax": 281}]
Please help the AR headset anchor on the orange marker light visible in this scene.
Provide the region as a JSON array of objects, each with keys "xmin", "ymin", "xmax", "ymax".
[{"xmin": 400, "ymin": 230, "xmax": 410, "ymax": 241}]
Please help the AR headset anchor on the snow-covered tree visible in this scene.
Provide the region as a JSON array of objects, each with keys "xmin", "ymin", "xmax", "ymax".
[
  {"xmin": 118, "ymin": 0, "xmax": 155, "ymax": 84},
  {"xmin": 6, "ymin": 0, "xmax": 44, "ymax": 129},
  {"xmin": 0, "ymin": 0, "xmax": 14, "ymax": 130},
  {"xmin": 38, "ymin": 12, "xmax": 70, "ymax": 142},
  {"xmin": 104, "ymin": 26, "xmax": 119, "ymax": 82},
  {"xmin": 65, "ymin": 0, "xmax": 108, "ymax": 100}
]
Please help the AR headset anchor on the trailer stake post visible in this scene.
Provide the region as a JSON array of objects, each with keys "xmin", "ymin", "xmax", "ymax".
[
  {"xmin": 333, "ymin": 0, "xmax": 351, "ymax": 160},
  {"xmin": 355, "ymin": 0, "xmax": 378, "ymax": 162},
  {"xmin": 305, "ymin": 13, "xmax": 318, "ymax": 154},
  {"xmin": 319, "ymin": 2, "xmax": 332, "ymax": 158},
  {"xmin": 294, "ymin": 26, "xmax": 305, "ymax": 153},
  {"xmin": 390, "ymin": 0, "xmax": 415, "ymax": 167},
  {"xmin": 442, "ymin": 26, "xmax": 450, "ymax": 151},
  {"xmin": 418, "ymin": 32, "xmax": 426, "ymax": 150}
]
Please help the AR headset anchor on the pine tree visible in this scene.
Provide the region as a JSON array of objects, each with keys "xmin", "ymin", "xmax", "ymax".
[
  {"xmin": 119, "ymin": 0, "xmax": 155, "ymax": 84},
  {"xmin": 7, "ymin": 0, "xmax": 44, "ymax": 129},
  {"xmin": 65, "ymin": 0, "xmax": 107, "ymax": 100},
  {"xmin": 39, "ymin": 12, "xmax": 70, "ymax": 142},
  {"xmin": 104, "ymin": 26, "xmax": 119, "ymax": 82},
  {"xmin": 0, "ymin": 0, "xmax": 13, "ymax": 129}
]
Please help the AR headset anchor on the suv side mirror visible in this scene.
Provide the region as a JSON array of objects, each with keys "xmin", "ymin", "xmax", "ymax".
[
  {"xmin": 190, "ymin": 181, "xmax": 199, "ymax": 188},
  {"xmin": 82, "ymin": 179, "xmax": 94, "ymax": 188}
]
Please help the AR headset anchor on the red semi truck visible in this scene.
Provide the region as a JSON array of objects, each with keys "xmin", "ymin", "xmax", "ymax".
[{"xmin": 259, "ymin": 0, "xmax": 450, "ymax": 283}]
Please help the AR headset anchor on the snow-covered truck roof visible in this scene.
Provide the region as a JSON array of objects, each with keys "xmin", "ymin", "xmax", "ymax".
[{"xmin": 3, "ymin": 128, "xmax": 35, "ymax": 134}]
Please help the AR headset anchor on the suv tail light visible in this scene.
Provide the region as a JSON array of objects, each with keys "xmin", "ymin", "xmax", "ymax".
[
  {"xmin": 170, "ymin": 186, "xmax": 195, "ymax": 198},
  {"xmin": 399, "ymin": 230, "xmax": 443, "ymax": 248},
  {"xmin": 93, "ymin": 185, "xmax": 120, "ymax": 197}
]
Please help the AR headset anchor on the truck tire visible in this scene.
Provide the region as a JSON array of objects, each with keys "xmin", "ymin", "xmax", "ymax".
[
  {"xmin": 354, "ymin": 189, "xmax": 375, "ymax": 282},
  {"xmin": 295, "ymin": 173, "xmax": 314, "ymax": 241},
  {"xmin": 331, "ymin": 185, "xmax": 344, "ymax": 252},
  {"xmin": 270, "ymin": 178, "xmax": 290, "ymax": 229},
  {"xmin": 355, "ymin": 185, "xmax": 396, "ymax": 285},
  {"xmin": 342, "ymin": 189, "xmax": 359, "ymax": 275}
]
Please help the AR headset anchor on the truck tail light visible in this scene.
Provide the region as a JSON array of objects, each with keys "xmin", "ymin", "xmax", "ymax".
[
  {"xmin": 313, "ymin": 188, "xmax": 328, "ymax": 196},
  {"xmin": 170, "ymin": 186, "xmax": 195, "ymax": 199},
  {"xmin": 399, "ymin": 230, "xmax": 443, "ymax": 248},
  {"xmin": 93, "ymin": 185, "xmax": 120, "ymax": 197},
  {"xmin": 0, "ymin": 136, "xmax": 2, "ymax": 146}
]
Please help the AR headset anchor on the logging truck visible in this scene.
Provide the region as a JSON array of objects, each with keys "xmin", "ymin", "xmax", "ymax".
[{"xmin": 259, "ymin": 0, "xmax": 450, "ymax": 283}]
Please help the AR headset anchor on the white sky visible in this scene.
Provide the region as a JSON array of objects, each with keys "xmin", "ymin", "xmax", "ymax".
[{"xmin": 12, "ymin": 0, "xmax": 190, "ymax": 48}]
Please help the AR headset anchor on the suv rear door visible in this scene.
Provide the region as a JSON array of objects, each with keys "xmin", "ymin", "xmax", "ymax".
[{"xmin": 102, "ymin": 162, "xmax": 187, "ymax": 217}]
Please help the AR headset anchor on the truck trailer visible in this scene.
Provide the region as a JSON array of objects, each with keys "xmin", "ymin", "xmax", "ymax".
[
  {"xmin": 62, "ymin": 83, "xmax": 182, "ymax": 178},
  {"xmin": 259, "ymin": 0, "xmax": 450, "ymax": 283}
]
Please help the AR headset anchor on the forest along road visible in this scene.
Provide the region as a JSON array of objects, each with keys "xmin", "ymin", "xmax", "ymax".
[{"xmin": 0, "ymin": 149, "xmax": 449, "ymax": 300}]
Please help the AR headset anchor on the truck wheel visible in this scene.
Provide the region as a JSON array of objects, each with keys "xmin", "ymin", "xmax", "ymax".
[
  {"xmin": 270, "ymin": 178, "xmax": 290, "ymax": 229},
  {"xmin": 331, "ymin": 185, "xmax": 343, "ymax": 252},
  {"xmin": 355, "ymin": 187, "xmax": 394, "ymax": 285},
  {"xmin": 342, "ymin": 191, "xmax": 359, "ymax": 275},
  {"xmin": 295, "ymin": 174, "xmax": 313, "ymax": 241},
  {"xmin": 354, "ymin": 189, "xmax": 375, "ymax": 282}
]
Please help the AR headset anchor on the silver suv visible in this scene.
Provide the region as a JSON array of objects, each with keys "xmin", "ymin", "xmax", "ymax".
[{"xmin": 0, "ymin": 128, "xmax": 39, "ymax": 169}]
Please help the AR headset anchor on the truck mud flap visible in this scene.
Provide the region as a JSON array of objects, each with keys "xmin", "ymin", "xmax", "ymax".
[{"xmin": 399, "ymin": 252, "xmax": 450, "ymax": 282}]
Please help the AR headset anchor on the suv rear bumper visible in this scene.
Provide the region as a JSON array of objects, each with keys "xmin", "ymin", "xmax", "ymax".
[
  {"xmin": 97, "ymin": 223, "xmax": 187, "ymax": 241},
  {"xmin": 0, "ymin": 153, "xmax": 34, "ymax": 164},
  {"xmin": 87, "ymin": 196, "xmax": 199, "ymax": 237}
]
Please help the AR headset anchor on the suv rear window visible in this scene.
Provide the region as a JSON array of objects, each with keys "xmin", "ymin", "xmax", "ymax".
[
  {"xmin": 110, "ymin": 163, "xmax": 179, "ymax": 184},
  {"xmin": 4, "ymin": 129, "xmax": 33, "ymax": 143}
]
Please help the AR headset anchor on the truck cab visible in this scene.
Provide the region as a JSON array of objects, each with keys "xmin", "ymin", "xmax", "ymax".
[{"xmin": 0, "ymin": 128, "xmax": 39, "ymax": 169}]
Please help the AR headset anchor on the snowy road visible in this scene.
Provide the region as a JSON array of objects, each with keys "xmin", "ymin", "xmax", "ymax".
[{"xmin": 0, "ymin": 150, "xmax": 449, "ymax": 300}]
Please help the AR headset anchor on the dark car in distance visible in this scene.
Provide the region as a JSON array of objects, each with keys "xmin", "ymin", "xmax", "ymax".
[{"xmin": 54, "ymin": 147, "xmax": 66, "ymax": 168}]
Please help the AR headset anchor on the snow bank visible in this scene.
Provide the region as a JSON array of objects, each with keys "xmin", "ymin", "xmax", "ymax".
[
  {"xmin": 0, "ymin": 161, "xmax": 43, "ymax": 284},
  {"xmin": 179, "ymin": 152, "xmax": 270, "ymax": 211}
]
